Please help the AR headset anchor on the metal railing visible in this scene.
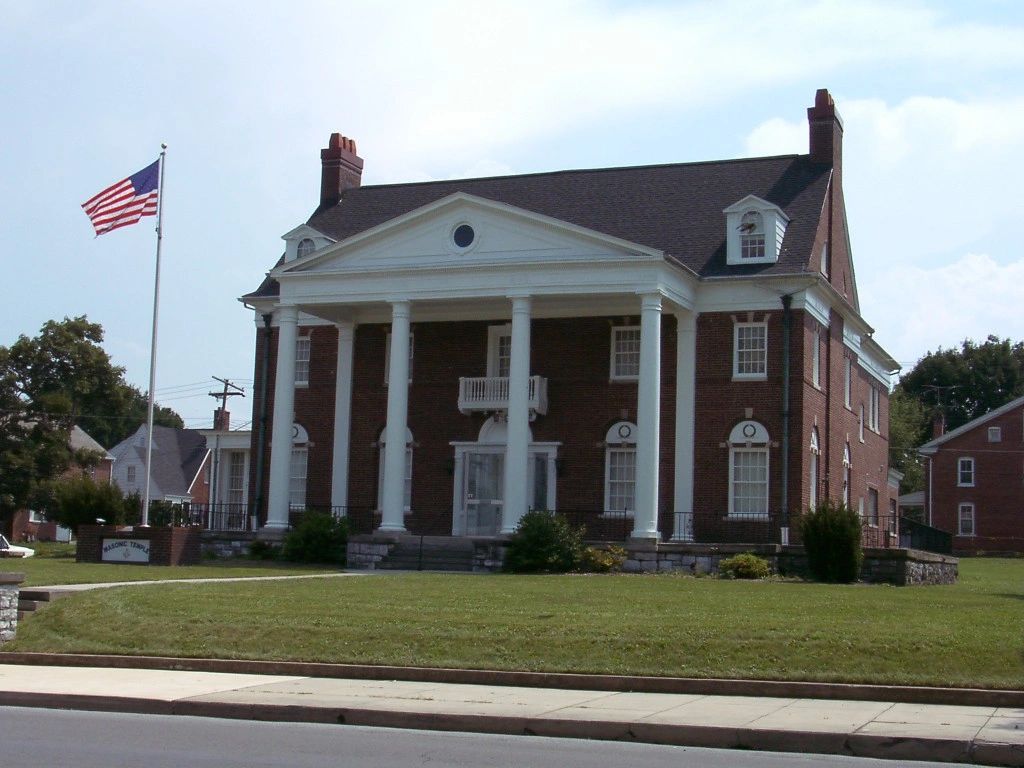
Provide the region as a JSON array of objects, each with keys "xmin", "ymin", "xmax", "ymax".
[
  {"xmin": 190, "ymin": 503, "xmax": 256, "ymax": 532},
  {"xmin": 897, "ymin": 515, "xmax": 953, "ymax": 554}
]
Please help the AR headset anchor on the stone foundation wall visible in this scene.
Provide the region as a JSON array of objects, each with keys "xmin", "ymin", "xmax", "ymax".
[
  {"xmin": 625, "ymin": 542, "xmax": 957, "ymax": 585},
  {"xmin": 201, "ymin": 532, "xmax": 257, "ymax": 559},
  {"xmin": 347, "ymin": 537, "xmax": 393, "ymax": 569},
  {"xmin": 472, "ymin": 541, "xmax": 507, "ymax": 572},
  {"xmin": 1, "ymin": 573, "xmax": 25, "ymax": 643}
]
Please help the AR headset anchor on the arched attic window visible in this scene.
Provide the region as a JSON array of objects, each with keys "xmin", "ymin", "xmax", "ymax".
[{"xmin": 296, "ymin": 238, "xmax": 316, "ymax": 258}]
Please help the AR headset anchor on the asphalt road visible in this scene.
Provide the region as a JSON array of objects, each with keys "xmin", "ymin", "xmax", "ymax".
[{"xmin": 1, "ymin": 706, "xmax": 983, "ymax": 768}]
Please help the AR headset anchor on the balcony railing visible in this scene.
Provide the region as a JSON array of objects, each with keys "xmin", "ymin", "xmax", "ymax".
[{"xmin": 458, "ymin": 375, "xmax": 548, "ymax": 416}]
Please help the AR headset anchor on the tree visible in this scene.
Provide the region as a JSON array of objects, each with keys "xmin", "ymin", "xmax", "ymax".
[
  {"xmin": 899, "ymin": 336, "xmax": 1024, "ymax": 436},
  {"xmin": 0, "ymin": 317, "xmax": 182, "ymax": 521},
  {"xmin": 888, "ymin": 388, "xmax": 927, "ymax": 494},
  {"xmin": 41, "ymin": 474, "xmax": 128, "ymax": 534}
]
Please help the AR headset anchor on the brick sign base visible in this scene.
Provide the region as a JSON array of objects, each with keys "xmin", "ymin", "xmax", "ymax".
[{"xmin": 76, "ymin": 525, "xmax": 201, "ymax": 566}]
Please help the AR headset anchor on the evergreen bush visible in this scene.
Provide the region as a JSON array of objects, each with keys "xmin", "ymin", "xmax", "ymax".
[
  {"xmin": 718, "ymin": 552, "xmax": 771, "ymax": 579},
  {"xmin": 800, "ymin": 499, "xmax": 864, "ymax": 583},
  {"xmin": 503, "ymin": 510, "xmax": 584, "ymax": 573},
  {"xmin": 41, "ymin": 474, "xmax": 127, "ymax": 533},
  {"xmin": 281, "ymin": 510, "xmax": 348, "ymax": 565}
]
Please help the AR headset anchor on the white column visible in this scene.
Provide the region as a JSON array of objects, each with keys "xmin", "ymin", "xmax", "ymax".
[
  {"xmin": 330, "ymin": 321, "xmax": 355, "ymax": 513},
  {"xmin": 380, "ymin": 301, "xmax": 410, "ymax": 533},
  {"xmin": 502, "ymin": 296, "xmax": 532, "ymax": 534},
  {"xmin": 266, "ymin": 305, "xmax": 298, "ymax": 531},
  {"xmin": 672, "ymin": 311, "xmax": 696, "ymax": 541},
  {"xmin": 632, "ymin": 293, "xmax": 662, "ymax": 540}
]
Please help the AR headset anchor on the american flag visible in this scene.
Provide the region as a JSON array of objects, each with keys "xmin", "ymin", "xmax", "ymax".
[{"xmin": 81, "ymin": 159, "xmax": 160, "ymax": 236}]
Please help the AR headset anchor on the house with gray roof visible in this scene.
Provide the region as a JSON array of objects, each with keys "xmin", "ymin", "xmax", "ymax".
[
  {"xmin": 109, "ymin": 424, "xmax": 210, "ymax": 506},
  {"xmin": 242, "ymin": 89, "xmax": 898, "ymax": 552}
]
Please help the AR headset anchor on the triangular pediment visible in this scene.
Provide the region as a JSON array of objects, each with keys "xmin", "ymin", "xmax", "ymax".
[
  {"xmin": 274, "ymin": 193, "xmax": 663, "ymax": 278},
  {"xmin": 723, "ymin": 194, "xmax": 789, "ymax": 221}
]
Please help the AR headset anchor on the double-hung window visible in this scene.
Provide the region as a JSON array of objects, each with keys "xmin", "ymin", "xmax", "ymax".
[
  {"xmin": 958, "ymin": 457, "xmax": 975, "ymax": 487},
  {"xmin": 289, "ymin": 447, "xmax": 307, "ymax": 510},
  {"xmin": 294, "ymin": 337, "xmax": 311, "ymax": 387},
  {"xmin": 604, "ymin": 422, "xmax": 637, "ymax": 514},
  {"xmin": 811, "ymin": 326, "xmax": 821, "ymax": 388},
  {"xmin": 958, "ymin": 503, "xmax": 975, "ymax": 536},
  {"xmin": 610, "ymin": 326, "xmax": 641, "ymax": 380},
  {"xmin": 733, "ymin": 322, "xmax": 767, "ymax": 379}
]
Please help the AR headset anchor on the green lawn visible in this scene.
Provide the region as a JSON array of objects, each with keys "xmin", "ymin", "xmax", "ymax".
[
  {"xmin": 6, "ymin": 558, "xmax": 1024, "ymax": 689},
  {"xmin": 4, "ymin": 542, "xmax": 337, "ymax": 587}
]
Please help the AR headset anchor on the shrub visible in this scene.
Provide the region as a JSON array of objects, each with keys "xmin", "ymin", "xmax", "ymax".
[
  {"xmin": 281, "ymin": 510, "xmax": 348, "ymax": 565},
  {"xmin": 800, "ymin": 500, "xmax": 864, "ymax": 583},
  {"xmin": 41, "ymin": 475, "xmax": 127, "ymax": 533},
  {"xmin": 247, "ymin": 539, "xmax": 280, "ymax": 561},
  {"xmin": 504, "ymin": 510, "xmax": 584, "ymax": 573},
  {"xmin": 578, "ymin": 545, "xmax": 627, "ymax": 573},
  {"xmin": 718, "ymin": 552, "xmax": 771, "ymax": 579}
]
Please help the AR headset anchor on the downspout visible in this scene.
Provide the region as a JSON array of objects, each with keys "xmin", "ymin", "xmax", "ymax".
[
  {"xmin": 780, "ymin": 294, "xmax": 793, "ymax": 546},
  {"xmin": 253, "ymin": 313, "xmax": 273, "ymax": 526}
]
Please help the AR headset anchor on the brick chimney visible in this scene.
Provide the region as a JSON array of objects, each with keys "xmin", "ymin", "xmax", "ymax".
[
  {"xmin": 807, "ymin": 88, "xmax": 843, "ymax": 168},
  {"xmin": 932, "ymin": 412, "xmax": 946, "ymax": 440},
  {"xmin": 320, "ymin": 133, "xmax": 363, "ymax": 208},
  {"xmin": 213, "ymin": 408, "xmax": 230, "ymax": 432}
]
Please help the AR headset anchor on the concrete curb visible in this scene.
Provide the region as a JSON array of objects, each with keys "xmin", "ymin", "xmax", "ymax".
[
  {"xmin": 4, "ymin": 651, "xmax": 1024, "ymax": 707},
  {"xmin": 2, "ymin": 689, "xmax": 1018, "ymax": 767}
]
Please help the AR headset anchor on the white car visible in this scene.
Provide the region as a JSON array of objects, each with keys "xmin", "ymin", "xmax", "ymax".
[{"xmin": 0, "ymin": 534, "xmax": 35, "ymax": 558}]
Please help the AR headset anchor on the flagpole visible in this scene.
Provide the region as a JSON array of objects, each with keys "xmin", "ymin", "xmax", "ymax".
[{"xmin": 140, "ymin": 144, "xmax": 167, "ymax": 528}]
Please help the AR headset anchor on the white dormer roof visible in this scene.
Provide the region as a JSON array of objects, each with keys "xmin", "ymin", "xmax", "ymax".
[
  {"xmin": 723, "ymin": 195, "xmax": 790, "ymax": 266},
  {"xmin": 281, "ymin": 224, "xmax": 335, "ymax": 263}
]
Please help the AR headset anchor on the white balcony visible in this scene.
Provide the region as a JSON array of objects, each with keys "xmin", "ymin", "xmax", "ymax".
[{"xmin": 458, "ymin": 375, "xmax": 548, "ymax": 417}]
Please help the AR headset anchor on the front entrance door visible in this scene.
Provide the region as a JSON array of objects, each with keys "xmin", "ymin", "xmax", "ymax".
[{"xmin": 464, "ymin": 452, "xmax": 503, "ymax": 536}]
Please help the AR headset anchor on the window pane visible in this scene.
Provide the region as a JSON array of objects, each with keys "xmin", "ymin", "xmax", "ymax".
[
  {"xmin": 735, "ymin": 324, "xmax": 766, "ymax": 376},
  {"xmin": 607, "ymin": 448, "xmax": 636, "ymax": 512},
  {"xmin": 731, "ymin": 449, "xmax": 768, "ymax": 516},
  {"xmin": 289, "ymin": 448, "xmax": 307, "ymax": 510},
  {"xmin": 613, "ymin": 327, "xmax": 641, "ymax": 378},
  {"xmin": 295, "ymin": 337, "xmax": 311, "ymax": 385}
]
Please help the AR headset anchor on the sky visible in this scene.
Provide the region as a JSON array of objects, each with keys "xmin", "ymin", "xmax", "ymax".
[{"xmin": 2, "ymin": 1, "xmax": 1023, "ymax": 435}]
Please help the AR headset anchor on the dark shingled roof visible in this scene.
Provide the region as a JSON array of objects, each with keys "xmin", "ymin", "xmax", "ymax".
[{"xmin": 246, "ymin": 154, "xmax": 831, "ymax": 299}]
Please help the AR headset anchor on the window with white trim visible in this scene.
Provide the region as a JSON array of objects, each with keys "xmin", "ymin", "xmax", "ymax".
[
  {"xmin": 739, "ymin": 211, "xmax": 766, "ymax": 260},
  {"xmin": 958, "ymin": 457, "xmax": 975, "ymax": 487},
  {"xmin": 842, "ymin": 443, "xmax": 851, "ymax": 507},
  {"xmin": 809, "ymin": 428, "xmax": 820, "ymax": 510},
  {"xmin": 867, "ymin": 487, "xmax": 879, "ymax": 526},
  {"xmin": 733, "ymin": 322, "xmax": 767, "ymax": 379},
  {"xmin": 487, "ymin": 325, "xmax": 512, "ymax": 378},
  {"xmin": 289, "ymin": 447, "xmax": 307, "ymax": 510},
  {"xmin": 126, "ymin": 465, "xmax": 136, "ymax": 485},
  {"xmin": 384, "ymin": 332, "xmax": 414, "ymax": 385},
  {"xmin": 843, "ymin": 357, "xmax": 852, "ymax": 408},
  {"xmin": 859, "ymin": 404, "xmax": 865, "ymax": 442},
  {"xmin": 728, "ymin": 420, "xmax": 770, "ymax": 518},
  {"xmin": 296, "ymin": 238, "xmax": 316, "ymax": 259},
  {"xmin": 988, "ymin": 426, "xmax": 1002, "ymax": 443},
  {"xmin": 294, "ymin": 336, "xmax": 311, "ymax": 387},
  {"xmin": 811, "ymin": 326, "xmax": 821, "ymax": 388},
  {"xmin": 378, "ymin": 428, "xmax": 413, "ymax": 512},
  {"xmin": 228, "ymin": 452, "xmax": 246, "ymax": 506},
  {"xmin": 869, "ymin": 386, "xmax": 880, "ymax": 432},
  {"xmin": 604, "ymin": 421, "xmax": 637, "ymax": 513},
  {"xmin": 610, "ymin": 326, "xmax": 641, "ymax": 380},
  {"xmin": 958, "ymin": 503, "xmax": 975, "ymax": 536}
]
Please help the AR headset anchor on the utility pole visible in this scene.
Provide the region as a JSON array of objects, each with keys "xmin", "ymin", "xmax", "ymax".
[{"xmin": 208, "ymin": 377, "xmax": 245, "ymax": 510}]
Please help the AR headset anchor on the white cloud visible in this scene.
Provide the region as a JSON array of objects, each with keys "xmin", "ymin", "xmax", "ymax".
[{"xmin": 862, "ymin": 253, "xmax": 1024, "ymax": 369}]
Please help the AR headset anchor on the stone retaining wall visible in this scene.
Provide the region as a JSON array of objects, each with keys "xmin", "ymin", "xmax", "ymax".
[
  {"xmin": 347, "ymin": 537, "xmax": 393, "ymax": 569},
  {"xmin": 625, "ymin": 541, "xmax": 957, "ymax": 585},
  {"xmin": 1, "ymin": 572, "xmax": 25, "ymax": 643},
  {"xmin": 200, "ymin": 531, "xmax": 257, "ymax": 559}
]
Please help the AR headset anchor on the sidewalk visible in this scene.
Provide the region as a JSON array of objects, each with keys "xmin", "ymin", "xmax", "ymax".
[{"xmin": 2, "ymin": 660, "xmax": 1023, "ymax": 766}]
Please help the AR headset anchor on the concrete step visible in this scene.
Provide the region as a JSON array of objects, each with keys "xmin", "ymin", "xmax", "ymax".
[{"xmin": 17, "ymin": 599, "xmax": 43, "ymax": 612}]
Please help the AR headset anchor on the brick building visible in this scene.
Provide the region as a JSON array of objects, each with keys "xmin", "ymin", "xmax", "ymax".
[
  {"xmin": 919, "ymin": 396, "xmax": 1024, "ymax": 554},
  {"xmin": 242, "ymin": 89, "xmax": 897, "ymax": 545}
]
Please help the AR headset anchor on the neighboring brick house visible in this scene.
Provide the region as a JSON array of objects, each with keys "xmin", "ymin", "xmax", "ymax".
[
  {"xmin": 5, "ymin": 425, "xmax": 114, "ymax": 542},
  {"xmin": 919, "ymin": 396, "xmax": 1024, "ymax": 554},
  {"xmin": 242, "ymin": 89, "xmax": 897, "ymax": 545},
  {"xmin": 109, "ymin": 424, "xmax": 210, "ymax": 506}
]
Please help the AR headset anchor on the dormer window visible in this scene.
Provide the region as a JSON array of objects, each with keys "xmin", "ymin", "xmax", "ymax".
[
  {"xmin": 739, "ymin": 211, "xmax": 765, "ymax": 259},
  {"xmin": 296, "ymin": 238, "xmax": 316, "ymax": 258},
  {"xmin": 723, "ymin": 195, "xmax": 789, "ymax": 266}
]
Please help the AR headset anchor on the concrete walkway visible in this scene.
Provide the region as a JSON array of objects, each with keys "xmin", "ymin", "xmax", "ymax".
[{"xmin": 1, "ymin": 661, "xmax": 1022, "ymax": 766}]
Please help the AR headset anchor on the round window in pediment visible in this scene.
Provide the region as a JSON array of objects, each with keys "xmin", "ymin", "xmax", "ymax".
[{"xmin": 453, "ymin": 224, "xmax": 475, "ymax": 249}]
